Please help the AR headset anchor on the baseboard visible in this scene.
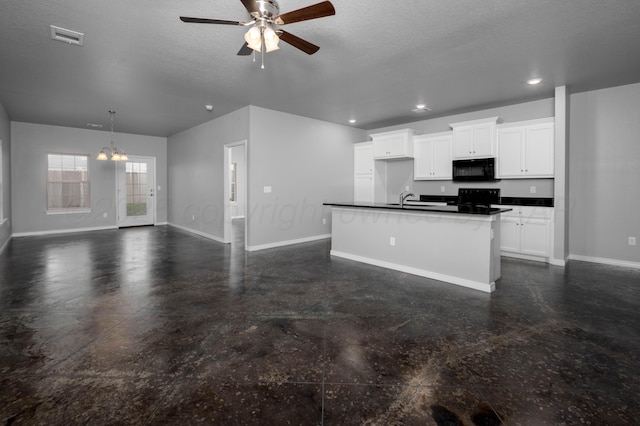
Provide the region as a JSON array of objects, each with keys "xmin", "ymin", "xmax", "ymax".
[
  {"xmin": 168, "ymin": 223, "xmax": 226, "ymax": 244},
  {"xmin": 0, "ymin": 235, "xmax": 10, "ymax": 256},
  {"xmin": 330, "ymin": 250, "xmax": 495, "ymax": 293},
  {"xmin": 501, "ymin": 252, "xmax": 549, "ymax": 263},
  {"xmin": 549, "ymin": 258, "xmax": 567, "ymax": 267},
  {"xmin": 12, "ymin": 225, "xmax": 118, "ymax": 238},
  {"xmin": 246, "ymin": 234, "xmax": 331, "ymax": 252},
  {"xmin": 569, "ymin": 254, "xmax": 640, "ymax": 270},
  {"xmin": 156, "ymin": 221, "xmax": 168, "ymax": 226}
]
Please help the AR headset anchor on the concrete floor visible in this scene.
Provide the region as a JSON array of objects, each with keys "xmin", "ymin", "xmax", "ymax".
[{"xmin": 1, "ymin": 221, "xmax": 639, "ymax": 424}]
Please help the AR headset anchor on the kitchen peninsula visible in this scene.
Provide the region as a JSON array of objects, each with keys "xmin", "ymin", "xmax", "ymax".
[{"xmin": 323, "ymin": 202, "xmax": 511, "ymax": 293}]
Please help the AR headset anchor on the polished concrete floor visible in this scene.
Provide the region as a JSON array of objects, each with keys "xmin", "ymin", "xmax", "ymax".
[{"xmin": 1, "ymin": 220, "xmax": 639, "ymax": 425}]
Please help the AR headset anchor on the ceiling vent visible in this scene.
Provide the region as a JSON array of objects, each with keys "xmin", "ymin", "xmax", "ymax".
[{"xmin": 50, "ymin": 25, "xmax": 84, "ymax": 46}]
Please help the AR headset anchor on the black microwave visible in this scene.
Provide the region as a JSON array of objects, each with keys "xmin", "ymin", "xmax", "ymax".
[{"xmin": 452, "ymin": 158, "xmax": 497, "ymax": 182}]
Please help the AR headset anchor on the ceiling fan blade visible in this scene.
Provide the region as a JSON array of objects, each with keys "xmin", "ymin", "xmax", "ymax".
[
  {"xmin": 180, "ymin": 16, "xmax": 245, "ymax": 26},
  {"xmin": 237, "ymin": 43, "xmax": 253, "ymax": 56},
  {"xmin": 274, "ymin": 1, "xmax": 335, "ymax": 25},
  {"xmin": 278, "ymin": 30, "xmax": 320, "ymax": 55},
  {"xmin": 240, "ymin": 0, "xmax": 260, "ymax": 15}
]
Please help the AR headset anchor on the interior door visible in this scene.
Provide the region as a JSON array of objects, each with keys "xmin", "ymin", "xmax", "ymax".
[{"xmin": 118, "ymin": 156, "xmax": 156, "ymax": 227}]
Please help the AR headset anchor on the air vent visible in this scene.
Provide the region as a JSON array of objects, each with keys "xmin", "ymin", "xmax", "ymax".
[
  {"xmin": 50, "ymin": 25, "xmax": 84, "ymax": 46},
  {"xmin": 86, "ymin": 123, "xmax": 103, "ymax": 129}
]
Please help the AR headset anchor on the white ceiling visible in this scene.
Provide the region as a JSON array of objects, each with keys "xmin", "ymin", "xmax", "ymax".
[{"xmin": 2, "ymin": 0, "xmax": 640, "ymax": 137}]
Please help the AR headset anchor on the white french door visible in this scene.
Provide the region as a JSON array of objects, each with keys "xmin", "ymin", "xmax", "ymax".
[{"xmin": 117, "ymin": 156, "xmax": 156, "ymax": 227}]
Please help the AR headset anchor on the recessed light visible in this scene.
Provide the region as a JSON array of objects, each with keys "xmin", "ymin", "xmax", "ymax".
[
  {"xmin": 527, "ymin": 78, "xmax": 542, "ymax": 85},
  {"xmin": 205, "ymin": 105, "xmax": 214, "ymax": 111},
  {"xmin": 412, "ymin": 104, "xmax": 431, "ymax": 113},
  {"xmin": 348, "ymin": 119, "xmax": 356, "ymax": 124}
]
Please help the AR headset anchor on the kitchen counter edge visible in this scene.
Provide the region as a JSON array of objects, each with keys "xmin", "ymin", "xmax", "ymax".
[{"xmin": 323, "ymin": 202, "xmax": 512, "ymax": 215}]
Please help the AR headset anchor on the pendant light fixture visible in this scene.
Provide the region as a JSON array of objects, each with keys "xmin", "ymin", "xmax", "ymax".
[{"xmin": 97, "ymin": 110, "xmax": 128, "ymax": 161}]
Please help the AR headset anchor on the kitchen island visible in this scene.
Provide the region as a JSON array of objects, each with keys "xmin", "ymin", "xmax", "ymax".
[{"xmin": 323, "ymin": 202, "xmax": 511, "ymax": 293}]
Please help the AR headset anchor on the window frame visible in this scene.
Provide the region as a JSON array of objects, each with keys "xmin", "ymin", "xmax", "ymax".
[{"xmin": 45, "ymin": 152, "xmax": 91, "ymax": 213}]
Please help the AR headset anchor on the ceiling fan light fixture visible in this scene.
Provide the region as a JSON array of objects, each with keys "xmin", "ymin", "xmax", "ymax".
[
  {"xmin": 263, "ymin": 27, "xmax": 280, "ymax": 50},
  {"xmin": 245, "ymin": 26, "xmax": 262, "ymax": 51}
]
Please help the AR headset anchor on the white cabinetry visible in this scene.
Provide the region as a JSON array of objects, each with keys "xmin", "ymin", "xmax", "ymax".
[
  {"xmin": 497, "ymin": 118, "xmax": 554, "ymax": 178},
  {"xmin": 354, "ymin": 142, "xmax": 387, "ymax": 203},
  {"xmin": 413, "ymin": 132, "xmax": 453, "ymax": 180},
  {"xmin": 354, "ymin": 142, "xmax": 374, "ymax": 202},
  {"xmin": 500, "ymin": 206, "xmax": 553, "ymax": 261},
  {"xmin": 371, "ymin": 129, "xmax": 415, "ymax": 160},
  {"xmin": 450, "ymin": 117, "xmax": 500, "ymax": 159}
]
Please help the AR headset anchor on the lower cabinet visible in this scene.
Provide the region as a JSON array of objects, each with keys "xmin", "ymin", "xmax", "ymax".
[
  {"xmin": 500, "ymin": 206, "xmax": 553, "ymax": 260},
  {"xmin": 354, "ymin": 174, "xmax": 374, "ymax": 203}
]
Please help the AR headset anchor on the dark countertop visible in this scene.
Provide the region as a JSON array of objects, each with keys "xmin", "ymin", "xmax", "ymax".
[
  {"xmin": 324, "ymin": 202, "xmax": 511, "ymax": 215},
  {"xmin": 419, "ymin": 194, "xmax": 554, "ymax": 207}
]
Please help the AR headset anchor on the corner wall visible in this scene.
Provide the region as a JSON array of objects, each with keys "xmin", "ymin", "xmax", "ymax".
[
  {"xmin": 0, "ymin": 101, "xmax": 11, "ymax": 253},
  {"xmin": 247, "ymin": 106, "xmax": 367, "ymax": 249},
  {"xmin": 569, "ymin": 82, "xmax": 640, "ymax": 266},
  {"xmin": 167, "ymin": 107, "xmax": 250, "ymax": 241},
  {"xmin": 11, "ymin": 122, "xmax": 167, "ymax": 235}
]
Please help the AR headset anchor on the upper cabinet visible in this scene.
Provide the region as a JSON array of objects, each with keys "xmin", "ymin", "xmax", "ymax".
[
  {"xmin": 413, "ymin": 132, "xmax": 453, "ymax": 180},
  {"xmin": 496, "ymin": 118, "xmax": 554, "ymax": 179},
  {"xmin": 354, "ymin": 142, "xmax": 374, "ymax": 175},
  {"xmin": 450, "ymin": 117, "xmax": 501, "ymax": 159},
  {"xmin": 371, "ymin": 129, "xmax": 415, "ymax": 160}
]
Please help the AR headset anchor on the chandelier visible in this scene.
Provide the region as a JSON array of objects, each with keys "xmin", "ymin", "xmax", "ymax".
[{"xmin": 97, "ymin": 110, "xmax": 128, "ymax": 161}]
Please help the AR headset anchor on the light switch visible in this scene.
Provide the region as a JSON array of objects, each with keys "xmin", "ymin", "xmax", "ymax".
[{"xmin": 264, "ymin": 186, "xmax": 272, "ymax": 193}]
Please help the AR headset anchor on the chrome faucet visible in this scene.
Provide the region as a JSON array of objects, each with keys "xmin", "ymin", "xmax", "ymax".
[{"xmin": 399, "ymin": 191, "xmax": 415, "ymax": 208}]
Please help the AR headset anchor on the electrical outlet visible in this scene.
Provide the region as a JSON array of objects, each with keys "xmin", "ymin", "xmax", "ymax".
[
  {"xmin": 405, "ymin": 186, "xmax": 410, "ymax": 191},
  {"xmin": 264, "ymin": 186, "xmax": 272, "ymax": 193},
  {"xmin": 192, "ymin": 215, "xmax": 195, "ymax": 222},
  {"xmin": 390, "ymin": 237, "xmax": 396, "ymax": 246},
  {"xmin": 530, "ymin": 186, "xmax": 537, "ymax": 194},
  {"xmin": 629, "ymin": 237, "xmax": 637, "ymax": 246},
  {"xmin": 322, "ymin": 218, "xmax": 326, "ymax": 225},
  {"xmin": 441, "ymin": 186, "xmax": 445, "ymax": 193}
]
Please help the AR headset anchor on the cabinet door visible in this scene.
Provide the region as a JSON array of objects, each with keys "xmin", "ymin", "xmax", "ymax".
[
  {"xmin": 354, "ymin": 175, "xmax": 374, "ymax": 203},
  {"xmin": 520, "ymin": 218, "xmax": 550, "ymax": 257},
  {"xmin": 500, "ymin": 217, "xmax": 521, "ymax": 253},
  {"xmin": 413, "ymin": 137, "xmax": 433, "ymax": 179},
  {"xmin": 524, "ymin": 124, "xmax": 554, "ymax": 177},
  {"xmin": 387, "ymin": 135, "xmax": 408, "ymax": 157},
  {"xmin": 372, "ymin": 139, "xmax": 389, "ymax": 158},
  {"xmin": 472, "ymin": 123, "xmax": 495, "ymax": 157},
  {"xmin": 453, "ymin": 127, "xmax": 474, "ymax": 158},
  {"xmin": 354, "ymin": 144, "xmax": 374, "ymax": 175},
  {"xmin": 431, "ymin": 136, "xmax": 453, "ymax": 179},
  {"xmin": 497, "ymin": 127, "xmax": 524, "ymax": 177}
]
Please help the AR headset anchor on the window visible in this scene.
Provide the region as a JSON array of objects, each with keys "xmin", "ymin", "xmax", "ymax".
[
  {"xmin": 229, "ymin": 162, "xmax": 237, "ymax": 203},
  {"xmin": 46, "ymin": 153, "xmax": 90, "ymax": 211},
  {"xmin": 125, "ymin": 161, "xmax": 148, "ymax": 216}
]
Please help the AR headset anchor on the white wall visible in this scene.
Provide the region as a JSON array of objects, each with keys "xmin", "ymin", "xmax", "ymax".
[
  {"xmin": 167, "ymin": 107, "xmax": 250, "ymax": 240},
  {"xmin": 11, "ymin": 122, "xmax": 167, "ymax": 234},
  {"xmin": 247, "ymin": 106, "xmax": 366, "ymax": 249},
  {"xmin": 569, "ymin": 83, "xmax": 640, "ymax": 265},
  {"xmin": 367, "ymin": 98, "xmax": 556, "ymax": 200},
  {"xmin": 0, "ymin": 101, "xmax": 11, "ymax": 252}
]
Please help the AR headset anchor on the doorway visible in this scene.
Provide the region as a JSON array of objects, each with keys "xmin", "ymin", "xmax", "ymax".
[
  {"xmin": 117, "ymin": 156, "xmax": 156, "ymax": 227},
  {"xmin": 223, "ymin": 141, "xmax": 247, "ymax": 246}
]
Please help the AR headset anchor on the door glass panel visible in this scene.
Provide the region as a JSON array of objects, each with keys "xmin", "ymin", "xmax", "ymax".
[{"xmin": 125, "ymin": 161, "xmax": 148, "ymax": 217}]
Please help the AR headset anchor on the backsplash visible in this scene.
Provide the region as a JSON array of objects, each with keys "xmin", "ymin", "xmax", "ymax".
[{"xmin": 385, "ymin": 159, "xmax": 554, "ymax": 200}]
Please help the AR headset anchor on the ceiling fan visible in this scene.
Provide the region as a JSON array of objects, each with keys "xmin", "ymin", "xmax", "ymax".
[{"xmin": 180, "ymin": 0, "xmax": 335, "ymax": 63}]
